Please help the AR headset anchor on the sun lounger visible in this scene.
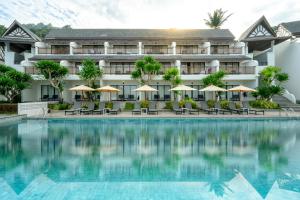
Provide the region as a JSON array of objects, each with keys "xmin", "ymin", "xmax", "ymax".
[
  {"xmin": 65, "ymin": 101, "xmax": 82, "ymax": 115},
  {"xmin": 148, "ymin": 102, "xmax": 158, "ymax": 115},
  {"xmin": 132, "ymin": 102, "xmax": 141, "ymax": 115},
  {"xmin": 229, "ymin": 102, "xmax": 248, "ymax": 115},
  {"xmin": 93, "ymin": 102, "xmax": 105, "ymax": 115},
  {"xmin": 242, "ymin": 101, "xmax": 265, "ymax": 115},
  {"xmin": 185, "ymin": 102, "xmax": 199, "ymax": 114},
  {"xmin": 172, "ymin": 102, "xmax": 183, "ymax": 115},
  {"xmin": 215, "ymin": 102, "xmax": 232, "ymax": 114},
  {"xmin": 110, "ymin": 102, "xmax": 121, "ymax": 115},
  {"xmin": 80, "ymin": 102, "xmax": 95, "ymax": 115},
  {"xmin": 199, "ymin": 102, "xmax": 217, "ymax": 114}
]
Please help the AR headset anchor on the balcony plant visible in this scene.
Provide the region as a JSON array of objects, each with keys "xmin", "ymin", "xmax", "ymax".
[
  {"xmin": 35, "ymin": 60, "xmax": 68, "ymax": 103},
  {"xmin": 0, "ymin": 64, "xmax": 32, "ymax": 103},
  {"xmin": 131, "ymin": 56, "xmax": 161, "ymax": 85}
]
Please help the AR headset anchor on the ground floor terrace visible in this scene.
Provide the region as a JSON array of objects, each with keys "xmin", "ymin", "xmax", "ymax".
[{"xmin": 21, "ymin": 79, "xmax": 258, "ymax": 103}]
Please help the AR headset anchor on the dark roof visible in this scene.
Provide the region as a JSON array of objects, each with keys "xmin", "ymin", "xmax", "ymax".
[
  {"xmin": 280, "ymin": 20, "xmax": 300, "ymax": 36},
  {"xmin": 239, "ymin": 16, "xmax": 276, "ymax": 41},
  {"xmin": 45, "ymin": 29, "xmax": 235, "ymax": 40},
  {"xmin": 1, "ymin": 20, "xmax": 41, "ymax": 42}
]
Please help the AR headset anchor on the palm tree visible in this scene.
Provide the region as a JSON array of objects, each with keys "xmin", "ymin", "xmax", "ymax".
[{"xmin": 204, "ymin": 9, "xmax": 233, "ymax": 29}]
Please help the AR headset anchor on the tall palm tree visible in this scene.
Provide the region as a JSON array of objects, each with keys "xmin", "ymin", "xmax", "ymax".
[{"xmin": 204, "ymin": 9, "xmax": 233, "ymax": 29}]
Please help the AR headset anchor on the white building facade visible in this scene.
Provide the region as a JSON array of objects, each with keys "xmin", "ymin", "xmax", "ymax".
[{"xmin": 0, "ymin": 19, "xmax": 279, "ymax": 103}]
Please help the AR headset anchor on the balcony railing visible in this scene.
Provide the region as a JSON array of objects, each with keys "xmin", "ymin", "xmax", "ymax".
[
  {"xmin": 219, "ymin": 66, "xmax": 255, "ymax": 74},
  {"xmin": 103, "ymin": 66, "xmax": 134, "ymax": 75},
  {"xmin": 211, "ymin": 47, "xmax": 243, "ymax": 55},
  {"xmin": 142, "ymin": 46, "xmax": 172, "ymax": 54},
  {"xmin": 108, "ymin": 48, "xmax": 138, "ymax": 55},
  {"xmin": 181, "ymin": 66, "xmax": 217, "ymax": 75},
  {"xmin": 73, "ymin": 48, "xmax": 104, "ymax": 54},
  {"xmin": 176, "ymin": 47, "xmax": 207, "ymax": 54},
  {"xmin": 69, "ymin": 67, "xmax": 81, "ymax": 74},
  {"xmin": 25, "ymin": 67, "xmax": 39, "ymax": 74},
  {"xmin": 38, "ymin": 48, "xmax": 70, "ymax": 54}
]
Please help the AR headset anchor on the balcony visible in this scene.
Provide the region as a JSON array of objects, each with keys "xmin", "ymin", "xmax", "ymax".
[
  {"xmin": 103, "ymin": 63, "xmax": 135, "ymax": 75},
  {"xmin": 181, "ymin": 66, "xmax": 217, "ymax": 75},
  {"xmin": 211, "ymin": 47, "xmax": 243, "ymax": 55},
  {"xmin": 142, "ymin": 45, "xmax": 172, "ymax": 54},
  {"xmin": 219, "ymin": 66, "xmax": 255, "ymax": 74},
  {"xmin": 73, "ymin": 46, "xmax": 104, "ymax": 54},
  {"xmin": 25, "ymin": 66, "xmax": 39, "ymax": 74},
  {"xmin": 108, "ymin": 45, "xmax": 138, "ymax": 55},
  {"xmin": 176, "ymin": 46, "xmax": 207, "ymax": 54},
  {"xmin": 38, "ymin": 46, "xmax": 70, "ymax": 55}
]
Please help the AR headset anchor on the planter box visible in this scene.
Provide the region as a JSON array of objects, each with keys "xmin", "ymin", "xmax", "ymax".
[{"xmin": 0, "ymin": 103, "xmax": 18, "ymax": 113}]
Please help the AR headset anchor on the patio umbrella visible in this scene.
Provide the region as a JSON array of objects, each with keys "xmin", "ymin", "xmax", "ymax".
[
  {"xmin": 228, "ymin": 85, "xmax": 256, "ymax": 102},
  {"xmin": 199, "ymin": 85, "xmax": 227, "ymax": 101},
  {"xmin": 134, "ymin": 85, "xmax": 158, "ymax": 100},
  {"xmin": 69, "ymin": 85, "xmax": 95, "ymax": 100},
  {"xmin": 96, "ymin": 85, "xmax": 120, "ymax": 101},
  {"xmin": 170, "ymin": 85, "xmax": 196, "ymax": 101}
]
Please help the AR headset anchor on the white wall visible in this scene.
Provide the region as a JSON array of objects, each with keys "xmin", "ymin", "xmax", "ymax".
[{"xmin": 275, "ymin": 39, "xmax": 300, "ymax": 101}]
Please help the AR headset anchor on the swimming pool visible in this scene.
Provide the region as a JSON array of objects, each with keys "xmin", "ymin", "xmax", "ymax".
[{"xmin": 0, "ymin": 118, "xmax": 300, "ymax": 199}]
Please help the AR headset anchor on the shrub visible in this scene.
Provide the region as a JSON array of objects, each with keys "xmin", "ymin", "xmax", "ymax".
[
  {"xmin": 124, "ymin": 102, "xmax": 134, "ymax": 110},
  {"xmin": 48, "ymin": 103, "xmax": 71, "ymax": 110},
  {"xmin": 220, "ymin": 100, "xmax": 229, "ymax": 109},
  {"xmin": 164, "ymin": 101, "xmax": 173, "ymax": 110},
  {"xmin": 140, "ymin": 100, "xmax": 149, "ymax": 108},
  {"xmin": 250, "ymin": 100, "xmax": 280, "ymax": 109},
  {"xmin": 207, "ymin": 100, "xmax": 215, "ymax": 108},
  {"xmin": 179, "ymin": 98, "xmax": 198, "ymax": 109},
  {"xmin": 105, "ymin": 102, "xmax": 113, "ymax": 109},
  {"xmin": 235, "ymin": 102, "xmax": 241, "ymax": 109}
]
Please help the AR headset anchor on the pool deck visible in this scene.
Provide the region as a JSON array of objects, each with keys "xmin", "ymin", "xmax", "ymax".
[{"xmin": 43, "ymin": 110, "xmax": 300, "ymax": 119}]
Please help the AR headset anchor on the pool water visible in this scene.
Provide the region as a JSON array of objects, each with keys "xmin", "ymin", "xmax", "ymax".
[{"xmin": 0, "ymin": 118, "xmax": 300, "ymax": 199}]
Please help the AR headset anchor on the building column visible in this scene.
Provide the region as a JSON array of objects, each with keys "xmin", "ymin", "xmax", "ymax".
[
  {"xmin": 171, "ymin": 42, "xmax": 176, "ymax": 55},
  {"xmin": 104, "ymin": 42, "xmax": 109, "ymax": 55},
  {"xmin": 138, "ymin": 42, "xmax": 142, "ymax": 55},
  {"xmin": 203, "ymin": 42, "xmax": 210, "ymax": 55},
  {"xmin": 99, "ymin": 60, "xmax": 105, "ymax": 86},
  {"xmin": 175, "ymin": 60, "xmax": 181, "ymax": 74},
  {"xmin": 211, "ymin": 60, "xmax": 220, "ymax": 72}
]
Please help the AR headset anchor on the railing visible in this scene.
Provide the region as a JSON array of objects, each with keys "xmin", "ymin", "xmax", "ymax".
[
  {"xmin": 219, "ymin": 66, "xmax": 255, "ymax": 74},
  {"xmin": 73, "ymin": 48, "xmax": 104, "ymax": 54},
  {"xmin": 25, "ymin": 67, "xmax": 39, "ymax": 75},
  {"xmin": 211, "ymin": 47, "xmax": 243, "ymax": 55},
  {"xmin": 38, "ymin": 48, "xmax": 69, "ymax": 54},
  {"xmin": 68, "ymin": 67, "xmax": 80, "ymax": 74},
  {"xmin": 108, "ymin": 48, "xmax": 138, "ymax": 54},
  {"xmin": 181, "ymin": 66, "xmax": 216, "ymax": 75},
  {"xmin": 142, "ymin": 47, "xmax": 172, "ymax": 54},
  {"xmin": 176, "ymin": 47, "xmax": 207, "ymax": 54},
  {"xmin": 103, "ymin": 66, "xmax": 134, "ymax": 75}
]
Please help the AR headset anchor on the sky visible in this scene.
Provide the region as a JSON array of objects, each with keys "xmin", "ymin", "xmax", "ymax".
[{"xmin": 0, "ymin": 0, "xmax": 300, "ymax": 38}]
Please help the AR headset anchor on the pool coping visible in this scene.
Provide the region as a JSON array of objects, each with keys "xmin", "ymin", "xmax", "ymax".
[{"xmin": 0, "ymin": 114, "xmax": 27, "ymax": 124}]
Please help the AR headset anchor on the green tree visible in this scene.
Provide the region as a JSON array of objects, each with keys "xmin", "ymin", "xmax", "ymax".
[
  {"xmin": 0, "ymin": 64, "xmax": 32, "ymax": 103},
  {"xmin": 35, "ymin": 60, "xmax": 68, "ymax": 102},
  {"xmin": 201, "ymin": 70, "xmax": 226, "ymax": 87},
  {"xmin": 79, "ymin": 59, "xmax": 103, "ymax": 87},
  {"xmin": 254, "ymin": 66, "xmax": 288, "ymax": 100},
  {"xmin": 131, "ymin": 56, "xmax": 161, "ymax": 85},
  {"xmin": 163, "ymin": 67, "xmax": 182, "ymax": 87},
  {"xmin": 204, "ymin": 9, "xmax": 233, "ymax": 29}
]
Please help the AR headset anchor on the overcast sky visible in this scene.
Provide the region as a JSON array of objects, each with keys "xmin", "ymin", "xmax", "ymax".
[{"xmin": 0, "ymin": 0, "xmax": 299, "ymax": 38}]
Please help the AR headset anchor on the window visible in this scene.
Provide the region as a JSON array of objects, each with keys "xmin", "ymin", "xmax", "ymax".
[{"xmin": 41, "ymin": 85, "xmax": 59, "ymax": 101}]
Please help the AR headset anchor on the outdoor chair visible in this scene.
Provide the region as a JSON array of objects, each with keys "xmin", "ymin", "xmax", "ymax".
[
  {"xmin": 172, "ymin": 102, "xmax": 183, "ymax": 115},
  {"xmin": 148, "ymin": 102, "xmax": 159, "ymax": 115},
  {"xmin": 65, "ymin": 101, "xmax": 82, "ymax": 115},
  {"xmin": 110, "ymin": 102, "xmax": 121, "ymax": 115},
  {"xmin": 80, "ymin": 102, "xmax": 95, "ymax": 115},
  {"xmin": 75, "ymin": 94, "xmax": 81, "ymax": 101},
  {"xmin": 215, "ymin": 102, "xmax": 232, "ymax": 115},
  {"xmin": 199, "ymin": 102, "xmax": 217, "ymax": 114},
  {"xmin": 229, "ymin": 102, "xmax": 248, "ymax": 115},
  {"xmin": 185, "ymin": 102, "xmax": 199, "ymax": 114},
  {"xmin": 242, "ymin": 101, "xmax": 265, "ymax": 115},
  {"xmin": 41, "ymin": 95, "xmax": 49, "ymax": 101},
  {"xmin": 132, "ymin": 102, "xmax": 142, "ymax": 115},
  {"xmin": 93, "ymin": 102, "xmax": 105, "ymax": 115},
  {"xmin": 164, "ymin": 95, "xmax": 171, "ymax": 101},
  {"xmin": 154, "ymin": 94, "xmax": 160, "ymax": 101}
]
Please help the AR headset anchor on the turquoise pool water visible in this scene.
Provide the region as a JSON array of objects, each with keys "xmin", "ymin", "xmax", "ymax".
[{"xmin": 0, "ymin": 118, "xmax": 300, "ymax": 199}]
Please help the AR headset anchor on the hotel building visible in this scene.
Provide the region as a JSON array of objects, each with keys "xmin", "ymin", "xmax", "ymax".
[{"xmin": 0, "ymin": 18, "xmax": 292, "ymax": 103}]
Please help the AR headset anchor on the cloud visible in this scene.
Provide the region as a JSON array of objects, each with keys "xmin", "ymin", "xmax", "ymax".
[{"xmin": 0, "ymin": 0, "xmax": 300, "ymax": 38}]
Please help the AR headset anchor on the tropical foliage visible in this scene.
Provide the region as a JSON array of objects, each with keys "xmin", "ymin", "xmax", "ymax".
[
  {"xmin": 79, "ymin": 59, "xmax": 103, "ymax": 87},
  {"xmin": 0, "ymin": 64, "xmax": 32, "ymax": 103},
  {"xmin": 163, "ymin": 67, "xmax": 182, "ymax": 87},
  {"xmin": 204, "ymin": 9, "xmax": 233, "ymax": 29},
  {"xmin": 131, "ymin": 56, "xmax": 161, "ymax": 85},
  {"xmin": 201, "ymin": 70, "xmax": 226, "ymax": 87},
  {"xmin": 253, "ymin": 66, "xmax": 288, "ymax": 100},
  {"xmin": 250, "ymin": 99, "xmax": 280, "ymax": 109},
  {"xmin": 35, "ymin": 60, "xmax": 68, "ymax": 102},
  {"xmin": 24, "ymin": 23, "xmax": 71, "ymax": 38},
  {"xmin": 0, "ymin": 25, "xmax": 6, "ymax": 36}
]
